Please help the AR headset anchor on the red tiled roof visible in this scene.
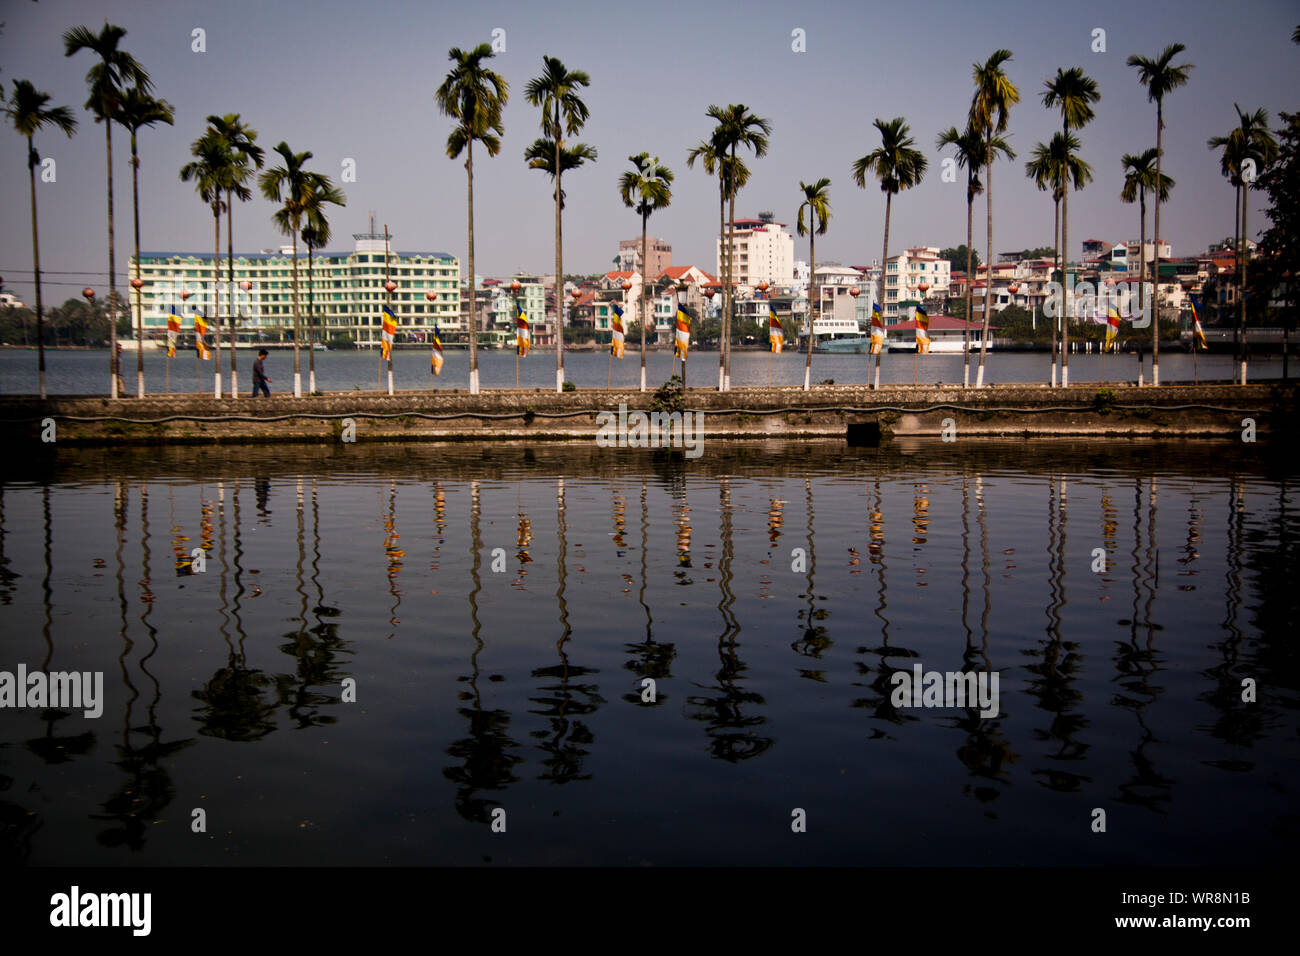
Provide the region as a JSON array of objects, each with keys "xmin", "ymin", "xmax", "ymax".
[
  {"xmin": 657, "ymin": 265, "xmax": 719, "ymax": 283},
  {"xmin": 605, "ymin": 271, "xmax": 638, "ymax": 280}
]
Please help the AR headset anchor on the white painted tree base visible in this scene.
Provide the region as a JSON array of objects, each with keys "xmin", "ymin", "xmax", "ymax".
[
  {"xmin": 640, "ymin": 366, "xmax": 646, "ymax": 392},
  {"xmin": 556, "ymin": 368, "xmax": 564, "ymax": 393},
  {"xmin": 803, "ymin": 367, "xmax": 810, "ymax": 391},
  {"xmin": 215, "ymin": 373, "xmax": 223, "ymax": 399},
  {"xmin": 293, "ymin": 372, "xmax": 301, "ymax": 398},
  {"xmin": 469, "ymin": 369, "xmax": 479, "ymax": 395},
  {"xmin": 230, "ymin": 372, "xmax": 239, "ymax": 398},
  {"xmin": 387, "ymin": 369, "xmax": 394, "ymax": 396},
  {"xmin": 137, "ymin": 372, "xmax": 145, "ymax": 399},
  {"xmin": 975, "ymin": 366, "xmax": 985, "ymax": 388},
  {"xmin": 1061, "ymin": 367, "xmax": 1069, "ymax": 388}
]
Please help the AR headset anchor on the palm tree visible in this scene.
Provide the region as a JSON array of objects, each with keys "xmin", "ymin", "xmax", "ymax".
[
  {"xmin": 938, "ymin": 123, "xmax": 1009, "ymax": 388},
  {"xmin": 1025, "ymin": 138, "xmax": 1064, "ymax": 381},
  {"xmin": 1120, "ymin": 148, "xmax": 1174, "ymax": 365},
  {"xmin": 436, "ymin": 44, "xmax": 508, "ymax": 396},
  {"xmin": 117, "ymin": 86, "xmax": 174, "ymax": 398},
  {"xmin": 179, "ymin": 131, "xmax": 229, "ymax": 397},
  {"xmin": 1028, "ymin": 132, "xmax": 1091, "ymax": 384},
  {"xmin": 707, "ymin": 104, "xmax": 771, "ymax": 391},
  {"xmin": 206, "ymin": 114, "xmax": 264, "ymax": 396},
  {"xmin": 258, "ymin": 142, "xmax": 315, "ymax": 397},
  {"xmin": 524, "ymin": 56, "xmax": 592, "ymax": 393},
  {"xmin": 687, "ymin": 131, "xmax": 749, "ymax": 391},
  {"xmin": 619, "ymin": 153, "xmax": 674, "ymax": 392},
  {"xmin": 796, "ymin": 178, "xmax": 831, "ymax": 391},
  {"xmin": 1042, "ymin": 67, "xmax": 1100, "ymax": 386},
  {"xmin": 3, "ymin": 80, "xmax": 76, "ymax": 399},
  {"xmin": 969, "ymin": 49, "xmax": 1020, "ymax": 388},
  {"xmin": 1208, "ymin": 106, "xmax": 1277, "ymax": 383},
  {"xmin": 853, "ymin": 117, "xmax": 928, "ymax": 390},
  {"xmin": 1127, "ymin": 44, "xmax": 1193, "ymax": 385},
  {"xmin": 63, "ymin": 23, "xmax": 151, "ymax": 399},
  {"xmin": 299, "ymin": 174, "xmax": 347, "ymax": 394}
]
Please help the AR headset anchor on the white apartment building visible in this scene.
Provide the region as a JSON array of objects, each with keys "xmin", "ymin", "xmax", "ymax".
[
  {"xmin": 1110, "ymin": 239, "xmax": 1172, "ymax": 271},
  {"xmin": 717, "ymin": 218, "xmax": 795, "ymax": 287},
  {"xmin": 882, "ymin": 247, "xmax": 951, "ymax": 318}
]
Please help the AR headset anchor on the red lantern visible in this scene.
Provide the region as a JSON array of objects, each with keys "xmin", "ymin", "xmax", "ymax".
[
  {"xmin": 509, "ymin": 280, "xmax": 521, "ymax": 294},
  {"xmin": 1008, "ymin": 283, "xmax": 1019, "ymax": 295},
  {"xmin": 130, "ymin": 277, "xmax": 144, "ymax": 290},
  {"xmin": 703, "ymin": 288, "xmax": 716, "ymax": 300},
  {"xmin": 758, "ymin": 281, "xmax": 770, "ymax": 293},
  {"xmin": 240, "ymin": 280, "xmax": 252, "ymax": 292},
  {"xmin": 850, "ymin": 287, "xmax": 861, "ymax": 298},
  {"xmin": 918, "ymin": 282, "xmax": 930, "ymax": 295},
  {"xmin": 621, "ymin": 281, "xmax": 633, "ymax": 292},
  {"xmin": 181, "ymin": 290, "xmax": 192, "ymax": 301},
  {"xmin": 425, "ymin": 291, "xmax": 436, "ymax": 301},
  {"xmin": 82, "ymin": 288, "xmax": 96, "ymax": 300},
  {"xmin": 384, "ymin": 280, "xmax": 397, "ymax": 293}
]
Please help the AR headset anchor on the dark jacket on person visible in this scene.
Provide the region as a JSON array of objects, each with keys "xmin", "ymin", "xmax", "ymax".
[{"xmin": 253, "ymin": 357, "xmax": 268, "ymax": 385}]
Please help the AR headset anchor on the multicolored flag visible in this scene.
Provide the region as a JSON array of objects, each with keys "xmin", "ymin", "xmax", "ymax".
[
  {"xmin": 194, "ymin": 314, "xmax": 210, "ymax": 360},
  {"xmin": 675, "ymin": 302, "xmax": 693, "ymax": 359},
  {"xmin": 1190, "ymin": 294, "xmax": 1207, "ymax": 350},
  {"xmin": 1106, "ymin": 305, "xmax": 1121, "ymax": 351},
  {"xmin": 610, "ymin": 303, "xmax": 625, "ymax": 359},
  {"xmin": 431, "ymin": 326, "xmax": 444, "ymax": 375},
  {"xmin": 381, "ymin": 306, "xmax": 397, "ymax": 361},
  {"xmin": 769, "ymin": 308, "xmax": 784, "ymax": 353},
  {"xmin": 870, "ymin": 302, "xmax": 886, "ymax": 354},
  {"xmin": 915, "ymin": 304, "xmax": 931, "ymax": 354},
  {"xmin": 167, "ymin": 308, "xmax": 181, "ymax": 357},
  {"xmin": 515, "ymin": 304, "xmax": 531, "ymax": 357}
]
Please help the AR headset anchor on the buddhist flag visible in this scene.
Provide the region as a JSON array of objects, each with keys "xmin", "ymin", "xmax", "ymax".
[
  {"xmin": 194, "ymin": 314, "xmax": 210, "ymax": 360},
  {"xmin": 167, "ymin": 308, "xmax": 181, "ymax": 357},
  {"xmin": 769, "ymin": 308, "xmax": 784, "ymax": 353},
  {"xmin": 1190, "ymin": 294, "xmax": 1207, "ymax": 350},
  {"xmin": 610, "ymin": 303, "xmax": 625, "ymax": 359},
  {"xmin": 870, "ymin": 302, "xmax": 886, "ymax": 354},
  {"xmin": 381, "ymin": 306, "xmax": 397, "ymax": 361},
  {"xmin": 515, "ymin": 304, "xmax": 531, "ymax": 357},
  {"xmin": 915, "ymin": 304, "xmax": 931, "ymax": 354},
  {"xmin": 1106, "ymin": 305, "xmax": 1121, "ymax": 351},
  {"xmin": 431, "ymin": 326, "xmax": 444, "ymax": 375},
  {"xmin": 675, "ymin": 302, "xmax": 693, "ymax": 359}
]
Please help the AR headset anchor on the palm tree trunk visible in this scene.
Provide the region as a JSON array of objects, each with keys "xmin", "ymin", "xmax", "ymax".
[
  {"xmin": 28, "ymin": 136, "xmax": 48, "ymax": 400},
  {"xmin": 291, "ymin": 227, "xmax": 301, "ymax": 397},
  {"xmin": 467, "ymin": 137, "xmax": 478, "ymax": 395},
  {"xmin": 726, "ymin": 152, "xmax": 737, "ymax": 391},
  {"xmin": 131, "ymin": 131, "xmax": 144, "ymax": 398},
  {"xmin": 873, "ymin": 193, "xmax": 891, "ymax": 390},
  {"xmin": 212, "ymin": 206, "xmax": 222, "ymax": 398},
  {"xmin": 1233, "ymin": 183, "xmax": 1240, "ymax": 382},
  {"xmin": 1051, "ymin": 196, "xmax": 1059, "ymax": 387},
  {"xmin": 307, "ymin": 244, "xmax": 316, "ymax": 393},
  {"xmin": 640, "ymin": 208, "xmax": 648, "ymax": 392},
  {"xmin": 228, "ymin": 192, "xmax": 239, "ymax": 397},
  {"xmin": 1138, "ymin": 187, "xmax": 1146, "ymax": 385},
  {"xmin": 1061, "ymin": 129, "xmax": 1070, "ymax": 388},
  {"xmin": 976, "ymin": 156, "xmax": 993, "ymax": 387},
  {"xmin": 963, "ymin": 189, "xmax": 973, "ymax": 388},
  {"xmin": 1240, "ymin": 193, "xmax": 1250, "ymax": 385},
  {"xmin": 1152, "ymin": 102, "xmax": 1163, "ymax": 386},
  {"xmin": 804, "ymin": 228, "xmax": 815, "ymax": 391},
  {"xmin": 717, "ymin": 180, "xmax": 725, "ymax": 391},
  {"xmin": 555, "ymin": 129, "xmax": 564, "ymax": 393},
  {"xmin": 106, "ymin": 122, "xmax": 119, "ymax": 398}
]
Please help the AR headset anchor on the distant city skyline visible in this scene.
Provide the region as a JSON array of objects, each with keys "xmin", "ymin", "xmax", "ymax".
[{"xmin": 1, "ymin": 0, "xmax": 1296, "ymax": 305}]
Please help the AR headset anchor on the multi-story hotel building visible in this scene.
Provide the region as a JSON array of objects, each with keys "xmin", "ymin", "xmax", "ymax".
[
  {"xmin": 716, "ymin": 217, "xmax": 795, "ymax": 288},
  {"xmin": 135, "ymin": 230, "xmax": 459, "ymax": 349},
  {"xmin": 617, "ymin": 237, "xmax": 672, "ymax": 276},
  {"xmin": 882, "ymin": 247, "xmax": 951, "ymax": 318}
]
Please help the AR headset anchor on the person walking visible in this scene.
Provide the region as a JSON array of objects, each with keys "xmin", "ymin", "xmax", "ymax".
[{"xmin": 252, "ymin": 349, "xmax": 271, "ymax": 397}]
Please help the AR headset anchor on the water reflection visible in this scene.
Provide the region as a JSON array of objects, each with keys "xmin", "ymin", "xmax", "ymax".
[{"xmin": 2, "ymin": 441, "xmax": 1297, "ymax": 865}]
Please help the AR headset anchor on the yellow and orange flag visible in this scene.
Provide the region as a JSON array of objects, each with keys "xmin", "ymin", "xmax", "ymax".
[
  {"xmin": 167, "ymin": 308, "xmax": 181, "ymax": 357},
  {"xmin": 915, "ymin": 304, "xmax": 931, "ymax": 354},
  {"xmin": 769, "ymin": 309, "xmax": 783, "ymax": 353},
  {"xmin": 1190, "ymin": 294, "xmax": 1207, "ymax": 350},
  {"xmin": 610, "ymin": 303, "xmax": 626, "ymax": 358},
  {"xmin": 431, "ymin": 327, "xmax": 444, "ymax": 375},
  {"xmin": 194, "ymin": 314, "xmax": 210, "ymax": 360},
  {"xmin": 381, "ymin": 306, "xmax": 397, "ymax": 361},
  {"xmin": 515, "ymin": 304, "xmax": 531, "ymax": 357},
  {"xmin": 1106, "ymin": 306, "xmax": 1121, "ymax": 352},
  {"xmin": 870, "ymin": 302, "xmax": 886, "ymax": 355},
  {"xmin": 675, "ymin": 302, "xmax": 693, "ymax": 359}
]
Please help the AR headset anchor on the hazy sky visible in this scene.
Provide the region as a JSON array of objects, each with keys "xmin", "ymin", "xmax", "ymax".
[{"xmin": 1, "ymin": 0, "xmax": 1296, "ymax": 304}]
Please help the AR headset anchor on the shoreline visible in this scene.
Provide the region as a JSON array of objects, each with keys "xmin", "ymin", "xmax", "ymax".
[{"xmin": 2, "ymin": 382, "xmax": 1289, "ymax": 447}]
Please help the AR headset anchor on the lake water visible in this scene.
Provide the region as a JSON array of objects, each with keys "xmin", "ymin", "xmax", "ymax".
[
  {"xmin": 0, "ymin": 346, "xmax": 1284, "ymax": 395},
  {"xmin": 1, "ymin": 439, "xmax": 1295, "ymax": 866}
]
